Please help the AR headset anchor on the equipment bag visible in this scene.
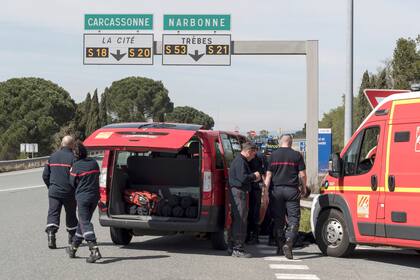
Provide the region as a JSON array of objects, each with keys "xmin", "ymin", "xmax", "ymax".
[{"xmin": 124, "ymin": 189, "xmax": 160, "ymax": 215}]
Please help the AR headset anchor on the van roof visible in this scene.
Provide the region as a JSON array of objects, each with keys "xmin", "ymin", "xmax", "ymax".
[{"xmin": 103, "ymin": 122, "xmax": 203, "ymax": 131}]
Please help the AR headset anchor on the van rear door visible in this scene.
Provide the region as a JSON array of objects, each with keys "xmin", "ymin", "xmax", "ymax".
[{"xmin": 84, "ymin": 123, "xmax": 202, "ymax": 152}]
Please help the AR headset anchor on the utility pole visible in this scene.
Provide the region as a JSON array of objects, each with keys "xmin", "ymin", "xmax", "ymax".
[{"xmin": 344, "ymin": 0, "xmax": 354, "ymax": 144}]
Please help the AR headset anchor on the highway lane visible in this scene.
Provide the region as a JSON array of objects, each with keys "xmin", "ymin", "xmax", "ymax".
[{"xmin": 0, "ymin": 168, "xmax": 419, "ymax": 280}]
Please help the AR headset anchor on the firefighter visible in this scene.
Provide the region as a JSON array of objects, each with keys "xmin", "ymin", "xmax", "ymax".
[
  {"xmin": 228, "ymin": 142, "xmax": 261, "ymax": 258},
  {"xmin": 264, "ymin": 134, "xmax": 307, "ymax": 259},
  {"xmin": 42, "ymin": 135, "xmax": 78, "ymax": 249},
  {"xmin": 66, "ymin": 141, "xmax": 102, "ymax": 263},
  {"xmin": 246, "ymin": 150, "xmax": 267, "ymax": 244}
]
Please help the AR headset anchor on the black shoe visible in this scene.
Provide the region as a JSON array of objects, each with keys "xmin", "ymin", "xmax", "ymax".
[
  {"xmin": 86, "ymin": 242, "xmax": 102, "ymax": 263},
  {"xmin": 66, "ymin": 246, "xmax": 78, "ymax": 258},
  {"xmin": 231, "ymin": 249, "xmax": 252, "ymax": 258},
  {"xmin": 282, "ymin": 243, "xmax": 293, "ymax": 259},
  {"xmin": 227, "ymin": 245, "xmax": 233, "ymax": 256},
  {"xmin": 276, "ymin": 242, "xmax": 285, "ymax": 256},
  {"xmin": 68, "ymin": 232, "xmax": 75, "ymax": 245},
  {"xmin": 47, "ymin": 231, "xmax": 56, "ymax": 249}
]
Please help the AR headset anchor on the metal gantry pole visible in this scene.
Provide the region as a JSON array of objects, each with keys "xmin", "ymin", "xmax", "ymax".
[{"xmin": 344, "ymin": 0, "xmax": 354, "ymax": 144}]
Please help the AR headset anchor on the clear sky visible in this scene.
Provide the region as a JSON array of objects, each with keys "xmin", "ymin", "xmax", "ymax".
[{"xmin": 0, "ymin": 0, "xmax": 419, "ymax": 133}]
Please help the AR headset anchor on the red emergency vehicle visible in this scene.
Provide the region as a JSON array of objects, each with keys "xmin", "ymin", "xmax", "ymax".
[
  {"xmin": 311, "ymin": 90, "xmax": 420, "ymax": 257},
  {"xmin": 84, "ymin": 122, "xmax": 262, "ymax": 250}
]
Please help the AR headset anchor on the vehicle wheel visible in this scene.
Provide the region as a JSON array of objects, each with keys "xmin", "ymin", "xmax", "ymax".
[
  {"xmin": 315, "ymin": 209, "xmax": 355, "ymax": 257},
  {"xmin": 211, "ymin": 229, "xmax": 229, "ymax": 250},
  {"xmin": 110, "ymin": 227, "xmax": 133, "ymax": 245}
]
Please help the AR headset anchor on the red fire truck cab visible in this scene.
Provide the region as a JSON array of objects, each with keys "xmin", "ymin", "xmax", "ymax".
[{"xmin": 311, "ymin": 91, "xmax": 420, "ymax": 257}]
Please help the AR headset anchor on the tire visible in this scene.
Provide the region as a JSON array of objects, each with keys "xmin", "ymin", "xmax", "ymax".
[
  {"xmin": 315, "ymin": 209, "xmax": 355, "ymax": 257},
  {"xmin": 110, "ymin": 227, "xmax": 133, "ymax": 245},
  {"xmin": 211, "ymin": 229, "xmax": 229, "ymax": 250}
]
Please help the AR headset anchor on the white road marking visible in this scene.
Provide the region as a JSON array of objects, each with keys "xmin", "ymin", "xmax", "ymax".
[
  {"xmin": 270, "ymin": 264, "xmax": 309, "ymax": 270},
  {"xmin": 0, "ymin": 185, "xmax": 44, "ymax": 193},
  {"xmin": 275, "ymin": 274, "xmax": 320, "ymax": 280},
  {"xmin": 264, "ymin": 256, "xmax": 302, "ymax": 262}
]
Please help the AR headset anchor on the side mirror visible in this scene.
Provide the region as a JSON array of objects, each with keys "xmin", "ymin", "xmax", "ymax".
[{"xmin": 328, "ymin": 153, "xmax": 343, "ymax": 178}]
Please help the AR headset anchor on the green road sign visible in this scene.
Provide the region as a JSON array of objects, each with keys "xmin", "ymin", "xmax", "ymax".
[
  {"xmin": 85, "ymin": 14, "xmax": 153, "ymax": 30},
  {"xmin": 164, "ymin": 15, "xmax": 230, "ymax": 31}
]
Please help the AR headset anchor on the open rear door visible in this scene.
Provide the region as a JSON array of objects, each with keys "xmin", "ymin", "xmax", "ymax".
[{"xmin": 84, "ymin": 123, "xmax": 202, "ymax": 152}]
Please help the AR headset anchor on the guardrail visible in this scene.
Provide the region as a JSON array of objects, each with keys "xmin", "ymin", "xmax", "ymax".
[{"xmin": 0, "ymin": 156, "xmax": 49, "ymax": 173}]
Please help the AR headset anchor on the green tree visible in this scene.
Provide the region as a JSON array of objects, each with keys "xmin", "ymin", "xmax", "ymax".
[
  {"xmin": 0, "ymin": 78, "xmax": 75, "ymax": 159},
  {"xmin": 72, "ymin": 92, "xmax": 91, "ymax": 140},
  {"xmin": 165, "ymin": 106, "xmax": 215, "ymax": 129},
  {"xmin": 259, "ymin": 130, "xmax": 269, "ymax": 137},
  {"xmin": 99, "ymin": 87, "xmax": 109, "ymax": 127},
  {"xmin": 85, "ymin": 89, "xmax": 101, "ymax": 137},
  {"xmin": 106, "ymin": 77, "xmax": 173, "ymax": 122},
  {"xmin": 319, "ymin": 98, "xmax": 345, "ymax": 153},
  {"xmin": 353, "ymin": 71, "xmax": 372, "ymax": 129},
  {"xmin": 392, "ymin": 37, "xmax": 419, "ymax": 89}
]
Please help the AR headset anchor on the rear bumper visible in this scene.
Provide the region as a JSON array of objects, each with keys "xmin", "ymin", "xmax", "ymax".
[{"xmin": 99, "ymin": 205, "xmax": 224, "ymax": 233}]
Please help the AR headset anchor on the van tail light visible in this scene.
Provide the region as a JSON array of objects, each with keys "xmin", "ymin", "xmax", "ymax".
[
  {"xmin": 98, "ymin": 167, "xmax": 108, "ymax": 212},
  {"xmin": 203, "ymin": 171, "xmax": 212, "ymax": 193}
]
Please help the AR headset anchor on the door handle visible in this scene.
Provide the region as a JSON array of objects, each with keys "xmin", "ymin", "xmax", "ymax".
[
  {"xmin": 388, "ymin": 175, "xmax": 395, "ymax": 192},
  {"xmin": 371, "ymin": 175, "xmax": 378, "ymax": 191}
]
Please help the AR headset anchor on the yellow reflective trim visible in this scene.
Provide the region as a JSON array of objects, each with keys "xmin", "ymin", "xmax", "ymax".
[
  {"xmin": 393, "ymin": 98, "xmax": 420, "ymax": 106},
  {"xmin": 393, "ymin": 187, "xmax": 420, "ymax": 193},
  {"xmin": 385, "ymin": 101, "xmax": 396, "ymax": 191},
  {"xmin": 334, "ymin": 186, "xmax": 383, "ymax": 192}
]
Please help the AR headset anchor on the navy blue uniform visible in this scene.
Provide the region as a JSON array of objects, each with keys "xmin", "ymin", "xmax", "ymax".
[
  {"xmin": 69, "ymin": 157, "xmax": 100, "ymax": 243},
  {"xmin": 43, "ymin": 147, "xmax": 78, "ymax": 233},
  {"xmin": 247, "ymin": 152, "xmax": 266, "ymax": 239},
  {"xmin": 268, "ymin": 147, "xmax": 305, "ymax": 245},
  {"xmin": 228, "ymin": 154, "xmax": 256, "ymax": 250}
]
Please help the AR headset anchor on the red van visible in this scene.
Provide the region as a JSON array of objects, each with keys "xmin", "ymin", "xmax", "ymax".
[
  {"xmin": 84, "ymin": 122, "xmax": 254, "ymax": 249},
  {"xmin": 311, "ymin": 91, "xmax": 420, "ymax": 257}
]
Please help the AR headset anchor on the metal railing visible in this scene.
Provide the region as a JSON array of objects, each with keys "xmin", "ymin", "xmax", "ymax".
[{"xmin": 0, "ymin": 156, "xmax": 49, "ymax": 172}]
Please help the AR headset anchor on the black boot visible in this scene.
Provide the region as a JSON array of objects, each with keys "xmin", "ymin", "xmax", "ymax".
[
  {"xmin": 86, "ymin": 241, "xmax": 102, "ymax": 263},
  {"xmin": 282, "ymin": 239, "xmax": 294, "ymax": 259},
  {"xmin": 276, "ymin": 241, "xmax": 285, "ymax": 256},
  {"xmin": 68, "ymin": 230, "xmax": 76, "ymax": 245},
  {"xmin": 66, "ymin": 244, "xmax": 78, "ymax": 258},
  {"xmin": 46, "ymin": 229, "xmax": 57, "ymax": 249}
]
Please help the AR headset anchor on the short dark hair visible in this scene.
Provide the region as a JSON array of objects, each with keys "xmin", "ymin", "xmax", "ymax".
[
  {"xmin": 73, "ymin": 141, "xmax": 87, "ymax": 160},
  {"xmin": 242, "ymin": 142, "xmax": 257, "ymax": 151}
]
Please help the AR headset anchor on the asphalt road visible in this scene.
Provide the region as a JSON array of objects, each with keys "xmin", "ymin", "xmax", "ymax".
[{"xmin": 0, "ymin": 168, "xmax": 419, "ymax": 280}]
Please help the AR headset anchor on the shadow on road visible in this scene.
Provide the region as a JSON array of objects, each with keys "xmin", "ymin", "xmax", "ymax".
[
  {"xmin": 98, "ymin": 254, "xmax": 170, "ymax": 264},
  {"xmin": 100, "ymin": 234, "xmax": 228, "ymax": 257},
  {"xmin": 351, "ymin": 248, "xmax": 420, "ymax": 269}
]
